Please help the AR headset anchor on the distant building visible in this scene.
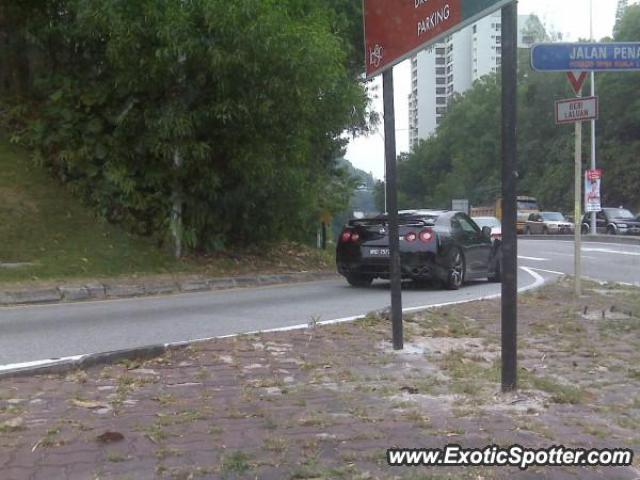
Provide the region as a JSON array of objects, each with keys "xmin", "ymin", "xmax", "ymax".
[{"xmin": 408, "ymin": 13, "xmax": 536, "ymax": 147}]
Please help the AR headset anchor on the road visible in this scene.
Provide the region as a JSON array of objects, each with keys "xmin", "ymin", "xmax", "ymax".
[
  {"xmin": 518, "ymin": 238, "xmax": 640, "ymax": 286},
  {"xmin": 0, "ymin": 239, "xmax": 638, "ymax": 367}
]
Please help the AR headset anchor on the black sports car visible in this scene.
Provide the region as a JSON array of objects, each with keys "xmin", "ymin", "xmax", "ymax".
[{"xmin": 336, "ymin": 210, "xmax": 502, "ymax": 289}]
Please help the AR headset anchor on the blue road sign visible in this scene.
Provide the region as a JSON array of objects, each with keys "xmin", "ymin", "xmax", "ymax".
[{"xmin": 531, "ymin": 42, "xmax": 640, "ymax": 72}]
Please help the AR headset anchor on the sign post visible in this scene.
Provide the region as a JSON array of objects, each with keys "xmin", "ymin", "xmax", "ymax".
[
  {"xmin": 530, "ymin": 42, "xmax": 640, "ymax": 297},
  {"xmin": 574, "ymin": 89, "xmax": 583, "ymax": 298},
  {"xmin": 382, "ymin": 70, "xmax": 403, "ymax": 351},
  {"xmin": 554, "ymin": 89, "xmax": 599, "ymax": 294},
  {"xmin": 500, "ymin": 2, "xmax": 518, "ymax": 392},
  {"xmin": 364, "ymin": 1, "xmax": 518, "ymax": 388}
]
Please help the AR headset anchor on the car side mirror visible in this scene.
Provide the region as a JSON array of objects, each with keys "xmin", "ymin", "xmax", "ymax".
[{"xmin": 482, "ymin": 226, "xmax": 492, "ymax": 238}]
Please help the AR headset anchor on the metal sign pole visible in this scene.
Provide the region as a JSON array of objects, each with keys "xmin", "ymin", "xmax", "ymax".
[
  {"xmin": 590, "ymin": 72, "xmax": 597, "ymax": 235},
  {"xmin": 501, "ymin": 1, "xmax": 518, "ymax": 392},
  {"xmin": 382, "ymin": 69, "xmax": 403, "ymax": 351},
  {"xmin": 589, "ymin": 0, "xmax": 597, "ymax": 236},
  {"xmin": 575, "ymin": 89, "xmax": 583, "ymax": 297}
]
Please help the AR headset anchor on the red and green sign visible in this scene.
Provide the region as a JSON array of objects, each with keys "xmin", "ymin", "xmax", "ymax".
[{"xmin": 364, "ymin": 0, "xmax": 513, "ymax": 78}]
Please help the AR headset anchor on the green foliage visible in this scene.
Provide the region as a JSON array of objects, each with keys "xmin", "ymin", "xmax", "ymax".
[
  {"xmin": 0, "ymin": 136, "xmax": 182, "ymax": 281},
  {"xmin": 2, "ymin": 0, "xmax": 369, "ymax": 251},
  {"xmin": 397, "ymin": 7, "xmax": 640, "ymax": 213},
  {"xmin": 598, "ymin": 4, "xmax": 640, "ymax": 210}
]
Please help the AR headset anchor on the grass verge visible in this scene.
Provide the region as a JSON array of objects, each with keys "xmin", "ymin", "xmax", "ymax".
[{"xmin": 0, "ymin": 138, "xmax": 334, "ymax": 287}]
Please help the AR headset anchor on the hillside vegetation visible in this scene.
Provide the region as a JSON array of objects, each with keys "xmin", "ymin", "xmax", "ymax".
[
  {"xmin": 0, "ymin": 138, "xmax": 333, "ymax": 285},
  {"xmin": 0, "ymin": 0, "xmax": 369, "ymax": 253},
  {"xmin": 0, "ymin": 137, "xmax": 184, "ymax": 282}
]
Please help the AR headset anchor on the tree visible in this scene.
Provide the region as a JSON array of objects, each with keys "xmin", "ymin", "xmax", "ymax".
[
  {"xmin": 3, "ymin": 0, "xmax": 371, "ymax": 251},
  {"xmin": 396, "ymin": 49, "xmax": 582, "ymax": 213},
  {"xmin": 597, "ymin": 4, "xmax": 640, "ymax": 210}
]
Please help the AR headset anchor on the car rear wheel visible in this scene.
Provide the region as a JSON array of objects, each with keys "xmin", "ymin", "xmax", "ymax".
[
  {"xmin": 581, "ymin": 224, "xmax": 589, "ymax": 235},
  {"xmin": 346, "ymin": 274, "xmax": 373, "ymax": 288},
  {"xmin": 443, "ymin": 248, "xmax": 465, "ymax": 290},
  {"xmin": 542, "ymin": 227, "xmax": 549, "ymax": 235},
  {"xmin": 607, "ymin": 226, "xmax": 617, "ymax": 235}
]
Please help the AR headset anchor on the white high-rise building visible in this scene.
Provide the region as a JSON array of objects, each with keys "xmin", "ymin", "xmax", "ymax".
[{"xmin": 409, "ymin": 13, "xmax": 535, "ymax": 147}]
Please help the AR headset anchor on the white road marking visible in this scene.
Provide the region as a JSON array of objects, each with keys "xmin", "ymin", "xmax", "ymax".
[
  {"xmin": 533, "ymin": 251, "xmax": 596, "ymax": 260},
  {"xmin": 518, "ymin": 256, "xmax": 548, "ymax": 261},
  {"xmin": 583, "ymin": 247, "xmax": 640, "ymax": 257},
  {"xmin": 526, "ymin": 268, "xmax": 566, "ymax": 276},
  {"xmin": 0, "ymin": 356, "xmax": 84, "ymax": 373},
  {"xmin": 0, "ymin": 267, "xmax": 548, "ymax": 374}
]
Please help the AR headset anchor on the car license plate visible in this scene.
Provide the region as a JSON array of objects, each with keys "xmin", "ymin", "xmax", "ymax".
[{"xmin": 369, "ymin": 248, "xmax": 390, "ymax": 257}]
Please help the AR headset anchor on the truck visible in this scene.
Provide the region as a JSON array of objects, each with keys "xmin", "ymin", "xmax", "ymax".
[{"xmin": 470, "ymin": 196, "xmax": 540, "ymax": 234}]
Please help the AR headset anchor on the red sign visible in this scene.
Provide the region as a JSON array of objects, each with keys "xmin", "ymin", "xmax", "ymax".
[
  {"xmin": 555, "ymin": 96, "xmax": 598, "ymax": 125},
  {"xmin": 566, "ymin": 71, "xmax": 588, "ymax": 95},
  {"xmin": 364, "ymin": 0, "xmax": 512, "ymax": 78},
  {"xmin": 586, "ymin": 168, "xmax": 602, "ymax": 181},
  {"xmin": 365, "ymin": 0, "xmax": 460, "ymax": 78}
]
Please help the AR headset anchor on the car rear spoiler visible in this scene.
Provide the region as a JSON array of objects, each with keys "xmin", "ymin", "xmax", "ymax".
[{"xmin": 348, "ymin": 216, "xmax": 434, "ymax": 228}]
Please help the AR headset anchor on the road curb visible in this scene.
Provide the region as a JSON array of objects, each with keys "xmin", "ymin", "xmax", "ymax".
[
  {"xmin": 0, "ymin": 267, "xmax": 558, "ymax": 380},
  {"xmin": 0, "ymin": 345, "xmax": 169, "ymax": 380},
  {"xmin": 0, "ymin": 271, "xmax": 338, "ymax": 307},
  {"xmin": 522, "ymin": 234, "xmax": 640, "ymax": 245}
]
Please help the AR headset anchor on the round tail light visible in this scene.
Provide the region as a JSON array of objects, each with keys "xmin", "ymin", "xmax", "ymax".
[
  {"xmin": 405, "ymin": 232, "xmax": 417, "ymax": 243},
  {"xmin": 340, "ymin": 230, "xmax": 352, "ymax": 243},
  {"xmin": 419, "ymin": 229, "xmax": 434, "ymax": 243}
]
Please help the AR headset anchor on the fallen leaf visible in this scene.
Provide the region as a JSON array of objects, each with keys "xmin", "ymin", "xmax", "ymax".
[{"xmin": 97, "ymin": 431, "xmax": 124, "ymax": 443}]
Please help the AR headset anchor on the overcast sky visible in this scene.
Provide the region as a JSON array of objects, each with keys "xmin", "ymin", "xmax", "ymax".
[{"xmin": 345, "ymin": 0, "xmax": 624, "ymax": 180}]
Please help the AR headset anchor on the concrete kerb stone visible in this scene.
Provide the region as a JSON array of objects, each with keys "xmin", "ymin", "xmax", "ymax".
[
  {"xmin": 178, "ymin": 281, "xmax": 210, "ymax": 293},
  {"xmin": 104, "ymin": 283, "xmax": 146, "ymax": 298},
  {"xmin": 207, "ymin": 278, "xmax": 237, "ymax": 290},
  {"xmin": 143, "ymin": 282, "xmax": 179, "ymax": 296},
  {"xmin": 0, "ymin": 288, "xmax": 61, "ymax": 305},
  {"xmin": 85, "ymin": 282, "xmax": 107, "ymax": 299},
  {"xmin": 58, "ymin": 286, "xmax": 91, "ymax": 302},
  {"xmin": 0, "ymin": 271, "xmax": 338, "ymax": 307},
  {"xmin": 0, "ymin": 345, "xmax": 169, "ymax": 381}
]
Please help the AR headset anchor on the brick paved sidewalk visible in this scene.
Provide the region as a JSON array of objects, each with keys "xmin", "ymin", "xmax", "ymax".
[{"xmin": 1, "ymin": 279, "xmax": 639, "ymax": 479}]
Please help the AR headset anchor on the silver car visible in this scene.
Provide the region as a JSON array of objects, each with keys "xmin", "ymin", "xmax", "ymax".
[{"xmin": 524, "ymin": 212, "xmax": 574, "ymax": 235}]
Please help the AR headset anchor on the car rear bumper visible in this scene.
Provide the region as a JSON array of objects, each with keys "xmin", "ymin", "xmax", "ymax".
[{"xmin": 337, "ymin": 252, "xmax": 444, "ymax": 281}]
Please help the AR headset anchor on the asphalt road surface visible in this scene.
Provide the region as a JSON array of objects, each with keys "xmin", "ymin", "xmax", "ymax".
[
  {"xmin": 518, "ymin": 238, "xmax": 640, "ymax": 286},
  {"xmin": 0, "ymin": 239, "xmax": 638, "ymax": 367}
]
